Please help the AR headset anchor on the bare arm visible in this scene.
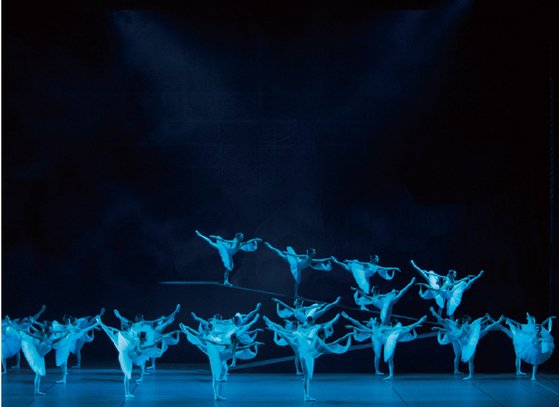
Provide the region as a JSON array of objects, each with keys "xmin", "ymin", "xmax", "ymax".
[
  {"xmin": 113, "ymin": 309, "xmax": 130, "ymax": 324},
  {"xmin": 541, "ymin": 316, "xmax": 556, "ymax": 331},
  {"xmin": 191, "ymin": 312, "xmax": 209, "ymax": 326}
]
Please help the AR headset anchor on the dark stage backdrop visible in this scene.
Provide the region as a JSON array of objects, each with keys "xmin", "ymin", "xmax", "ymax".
[{"xmin": 2, "ymin": 1, "xmax": 558, "ymax": 372}]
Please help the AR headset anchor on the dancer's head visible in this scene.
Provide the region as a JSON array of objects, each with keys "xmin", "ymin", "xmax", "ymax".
[
  {"xmin": 134, "ymin": 314, "xmax": 144, "ymax": 322},
  {"xmin": 370, "ymin": 255, "xmax": 380, "ymax": 264},
  {"xmin": 367, "ymin": 317, "xmax": 378, "ymax": 327},
  {"xmin": 233, "ymin": 313, "xmax": 242, "ymax": 326},
  {"xmin": 294, "ymin": 298, "xmax": 304, "ymax": 307},
  {"xmin": 306, "ymin": 315, "xmax": 315, "ymax": 326},
  {"xmin": 447, "ymin": 270, "xmax": 457, "ymax": 281},
  {"xmin": 285, "ymin": 320, "xmax": 296, "ymax": 330},
  {"xmin": 235, "ymin": 233, "xmax": 244, "ymax": 241},
  {"xmin": 307, "ymin": 248, "xmax": 316, "ymax": 257}
]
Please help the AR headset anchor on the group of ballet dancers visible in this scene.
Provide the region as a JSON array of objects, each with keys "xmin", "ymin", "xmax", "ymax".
[{"xmin": 1, "ymin": 230, "xmax": 555, "ymax": 401}]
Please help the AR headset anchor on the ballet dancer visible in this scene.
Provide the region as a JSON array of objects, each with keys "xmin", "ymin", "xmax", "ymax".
[
  {"xmin": 114, "ymin": 304, "xmax": 181, "ymax": 370},
  {"xmin": 494, "ymin": 313, "xmax": 555, "ymax": 380},
  {"xmin": 2, "ymin": 305, "xmax": 46, "ymax": 373},
  {"xmin": 51, "ymin": 312, "xmax": 102, "ymax": 383},
  {"xmin": 196, "ymin": 230, "xmax": 262, "ymax": 286},
  {"xmin": 331, "ymin": 255, "xmax": 400, "ymax": 294},
  {"xmin": 272, "ymin": 319, "xmax": 303, "ymax": 374},
  {"xmin": 352, "ymin": 278, "xmax": 416, "ymax": 324},
  {"xmin": 343, "ymin": 312, "xmax": 426, "ymax": 379},
  {"xmin": 410, "ymin": 260, "xmax": 447, "ymax": 311},
  {"xmin": 97, "ymin": 315, "xmax": 179, "ymax": 398},
  {"xmin": 265, "ymin": 242, "xmax": 332, "ymax": 298},
  {"xmin": 181, "ymin": 323, "xmax": 262, "ymax": 400},
  {"xmin": 273, "ymin": 296, "xmax": 341, "ymax": 324},
  {"xmin": 66, "ymin": 311, "xmax": 102, "ymax": 369},
  {"xmin": 264, "ymin": 315, "xmax": 352, "ymax": 401},
  {"xmin": 430, "ymin": 307, "xmax": 502, "ymax": 379},
  {"xmin": 4, "ymin": 316, "xmax": 69, "ymax": 395},
  {"xmin": 412, "ymin": 260, "xmax": 484, "ymax": 319}
]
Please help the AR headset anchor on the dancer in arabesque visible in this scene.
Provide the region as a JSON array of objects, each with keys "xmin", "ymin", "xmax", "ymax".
[
  {"xmin": 196, "ymin": 230, "xmax": 262, "ymax": 286},
  {"xmin": 265, "ymin": 242, "xmax": 332, "ymax": 298}
]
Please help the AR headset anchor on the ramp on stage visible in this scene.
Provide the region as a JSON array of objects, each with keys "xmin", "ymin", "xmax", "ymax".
[{"xmin": 2, "ymin": 365, "xmax": 558, "ymax": 407}]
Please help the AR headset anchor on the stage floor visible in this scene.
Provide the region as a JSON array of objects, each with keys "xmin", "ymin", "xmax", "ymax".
[{"xmin": 2, "ymin": 365, "xmax": 558, "ymax": 406}]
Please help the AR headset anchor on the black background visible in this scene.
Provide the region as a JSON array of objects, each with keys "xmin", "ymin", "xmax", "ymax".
[{"xmin": 2, "ymin": 0, "xmax": 558, "ymax": 373}]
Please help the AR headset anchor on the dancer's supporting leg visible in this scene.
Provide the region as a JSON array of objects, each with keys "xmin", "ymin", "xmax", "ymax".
[
  {"xmin": 464, "ymin": 358, "xmax": 475, "ymax": 380},
  {"xmin": 34, "ymin": 373, "xmax": 45, "ymax": 395},
  {"xmin": 301, "ymin": 356, "xmax": 316, "ymax": 402},
  {"xmin": 72, "ymin": 350, "xmax": 82, "ymax": 369},
  {"xmin": 372, "ymin": 340, "xmax": 384, "ymax": 375},
  {"xmin": 452, "ymin": 342, "xmax": 462, "ymax": 375},
  {"xmin": 12, "ymin": 352, "xmax": 21, "ymax": 369},
  {"xmin": 383, "ymin": 354, "xmax": 395, "ymax": 380},
  {"xmin": 531, "ymin": 364, "xmax": 538, "ymax": 381}
]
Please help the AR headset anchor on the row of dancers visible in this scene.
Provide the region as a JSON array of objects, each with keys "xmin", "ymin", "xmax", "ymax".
[
  {"xmin": 3, "ymin": 300, "xmax": 555, "ymax": 400},
  {"xmin": 195, "ymin": 230, "xmax": 483, "ymax": 320}
]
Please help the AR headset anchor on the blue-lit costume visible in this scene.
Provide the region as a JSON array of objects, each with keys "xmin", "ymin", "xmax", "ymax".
[
  {"xmin": 265, "ymin": 242, "xmax": 332, "ymax": 298},
  {"xmin": 264, "ymin": 315, "xmax": 351, "ymax": 401},
  {"xmin": 331, "ymin": 255, "xmax": 400, "ymax": 294},
  {"xmin": 352, "ymin": 278, "xmax": 416, "ymax": 323},
  {"xmin": 196, "ymin": 230, "xmax": 262, "ymax": 286},
  {"xmin": 343, "ymin": 312, "xmax": 426, "ymax": 379}
]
